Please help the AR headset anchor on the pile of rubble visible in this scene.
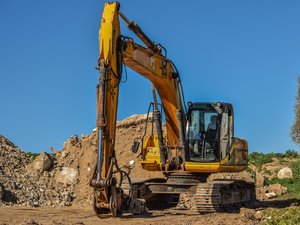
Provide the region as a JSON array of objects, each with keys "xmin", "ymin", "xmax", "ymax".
[
  {"xmin": 0, "ymin": 114, "xmax": 159, "ymax": 207},
  {"xmin": 0, "ymin": 134, "xmax": 81, "ymax": 207},
  {"xmin": 251, "ymin": 160, "xmax": 293, "ymax": 200}
]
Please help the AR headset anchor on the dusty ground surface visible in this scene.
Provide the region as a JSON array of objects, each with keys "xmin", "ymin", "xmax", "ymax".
[
  {"xmin": 1, "ymin": 198, "xmax": 299, "ymax": 225},
  {"xmin": 0, "ymin": 207, "xmax": 259, "ymax": 225},
  {"xmin": 2, "ymin": 201, "xmax": 299, "ymax": 225}
]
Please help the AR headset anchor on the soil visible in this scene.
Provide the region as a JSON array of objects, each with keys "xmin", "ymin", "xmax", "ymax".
[{"xmin": 0, "ymin": 207, "xmax": 259, "ymax": 225}]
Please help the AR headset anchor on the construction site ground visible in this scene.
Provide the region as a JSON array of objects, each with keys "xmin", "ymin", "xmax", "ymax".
[
  {"xmin": 1, "ymin": 199, "xmax": 299, "ymax": 225},
  {"xmin": 0, "ymin": 206, "xmax": 278, "ymax": 225},
  {"xmin": 1, "ymin": 115, "xmax": 299, "ymax": 225}
]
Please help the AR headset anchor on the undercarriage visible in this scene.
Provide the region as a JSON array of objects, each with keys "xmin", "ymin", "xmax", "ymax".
[{"xmin": 121, "ymin": 172, "xmax": 256, "ymax": 214}]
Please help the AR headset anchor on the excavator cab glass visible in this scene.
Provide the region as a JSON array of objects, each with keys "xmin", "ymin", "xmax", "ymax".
[{"xmin": 186, "ymin": 103, "xmax": 228, "ymax": 162}]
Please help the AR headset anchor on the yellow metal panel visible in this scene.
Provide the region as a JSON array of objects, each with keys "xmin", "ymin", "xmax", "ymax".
[
  {"xmin": 122, "ymin": 41, "xmax": 183, "ymax": 148},
  {"xmin": 184, "ymin": 162, "xmax": 247, "ymax": 173},
  {"xmin": 98, "ymin": 2, "xmax": 121, "ymax": 177}
]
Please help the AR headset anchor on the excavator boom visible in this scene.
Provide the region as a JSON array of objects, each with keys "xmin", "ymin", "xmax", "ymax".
[{"xmin": 90, "ymin": 1, "xmax": 186, "ymax": 216}]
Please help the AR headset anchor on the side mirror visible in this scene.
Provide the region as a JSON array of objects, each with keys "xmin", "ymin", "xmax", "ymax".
[{"xmin": 131, "ymin": 138, "xmax": 140, "ymax": 153}]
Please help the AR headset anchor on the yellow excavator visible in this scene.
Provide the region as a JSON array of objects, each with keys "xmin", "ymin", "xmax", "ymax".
[{"xmin": 90, "ymin": 2, "xmax": 255, "ymax": 217}]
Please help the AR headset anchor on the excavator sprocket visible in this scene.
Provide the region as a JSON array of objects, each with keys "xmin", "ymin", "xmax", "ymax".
[{"xmin": 195, "ymin": 180, "xmax": 255, "ymax": 214}]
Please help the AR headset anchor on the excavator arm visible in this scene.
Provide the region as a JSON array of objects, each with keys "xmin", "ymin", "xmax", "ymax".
[
  {"xmin": 90, "ymin": 2, "xmax": 122, "ymax": 216},
  {"xmin": 90, "ymin": 2, "xmax": 186, "ymax": 217},
  {"xmin": 122, "ymin": 38, "xmax": 183, "ymax": 147}
]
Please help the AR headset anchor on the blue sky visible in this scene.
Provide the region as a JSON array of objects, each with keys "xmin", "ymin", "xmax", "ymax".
[{"xmin": 0, "ymin": 0, "xmax": 299, "ymax": 153}]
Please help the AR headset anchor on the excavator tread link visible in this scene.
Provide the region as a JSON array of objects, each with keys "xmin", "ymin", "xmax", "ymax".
[
  {"xmin": 195, "ymin": 180, "xmax": 255, "ymax": 214},
  {"xmin": 195, "ymin": 182, "xmax": 222, "ymax": 213}
]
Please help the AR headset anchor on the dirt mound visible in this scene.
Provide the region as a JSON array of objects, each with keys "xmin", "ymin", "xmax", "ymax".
[
  {"xmin": 115, "ymin": 113, "xmax": 162, "ymax": 180},
  {"xmin": 0, "ymin": 114, "xmax": 160, "ymax": 207},
  {"xmin": 52, "ymin": 113, "xmax": 161, "ymax": 206}
]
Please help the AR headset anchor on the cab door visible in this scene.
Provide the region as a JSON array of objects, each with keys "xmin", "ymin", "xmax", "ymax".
[
  {"xmin": 219, "ymin": 104, "xmax": 233, "ymax": 160},
  {"xmin": 219, "ymin": 104, "xmax": 248, "ymax": 167}
]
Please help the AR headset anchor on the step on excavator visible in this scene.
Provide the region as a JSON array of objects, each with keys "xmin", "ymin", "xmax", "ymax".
[{"xmin": 90, "ymin": 2, "xmax": 256, "ymax": 217}]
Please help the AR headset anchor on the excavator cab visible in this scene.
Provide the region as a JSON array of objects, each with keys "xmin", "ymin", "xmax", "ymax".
[
  {"xmin": 184, "ymin": 102, "xmax": 249, "ymax": 173},
  {"xmin": 186, "ymin": 102, "xmax": 234, "ymax": 163},
  {"xmin": 187, "ymin": 102, "xmax": 220, "ymax": 162}
]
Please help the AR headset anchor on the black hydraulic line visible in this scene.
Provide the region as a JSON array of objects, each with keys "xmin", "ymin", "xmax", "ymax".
[
  {"xmin": 154, "ymin": 110, "xmax": 166, "ymax": 168},
  {"xmin": 168, "ymin": 60, "xmax": 187, "ymax": 115},
  {"xmin": 157, "ymin": 43, "xmax": 167, "ymax": 57},
  {"xmin": 140, "ymin": 102, "xmax": 154, "ymax": 152},
  {"xmin": 119, "ymin": 11, "xmax": 161, "ymax": 54},
  {"xmin": 150, "ymin": 86, "xmax": 167, "ymax": 166},
  {"xmin": 113, "ymin": 156, "xmax": 133, "ymax": 199},
  {"xmin": 176, "ymin": 109, "xmax": 186, "ymax": 163}
]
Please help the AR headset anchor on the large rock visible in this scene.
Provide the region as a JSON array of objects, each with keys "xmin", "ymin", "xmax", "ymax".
[
  {"xmin": 55, "ymin": 167, "xmax": 78, "ymax": 186},
  {"xmin": 239, "ymin": 209, "xmax": 263, "ymax": 222},
  {"xmin": 277, "ymin": 167, "xmax": 293, "ymax": 179},
  {"xmin": 254, "ymin": 211, "xmax": 263, "ymax": 221},
  {"xmin": 265, "ymin": 192, "xmax": 277, "ymax": 199},
  {"xmin": 32, "ymin": 152, "xmax": 53, "ymax": 172},
  {"xmin": 268, "ymin": 183, "xmax": 288, "ymax": 196}
]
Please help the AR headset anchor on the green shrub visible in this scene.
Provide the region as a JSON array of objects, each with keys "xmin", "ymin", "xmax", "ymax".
[
  {"xmin": 248, "ymin": 150, "xmax": 300, "ymax": 169},
  {"xmin": 285, "ymin": 149, "xmax": 300, "ymax": 159},
  {"xmin": 249, "ymin": 152, "xmax": 273, "ymax": 169},
  {"xmin": 26, "ymin": 152, "xmax": 39, "ymax": 159},
  {"xmin": 262, "ymin": 207, "xmax": 300, "ymax": 225}
]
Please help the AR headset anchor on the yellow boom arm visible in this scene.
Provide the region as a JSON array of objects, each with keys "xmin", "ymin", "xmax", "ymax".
[{"xmin": 91, "ymin": 1, "xmax": 186, "ymax": 216}]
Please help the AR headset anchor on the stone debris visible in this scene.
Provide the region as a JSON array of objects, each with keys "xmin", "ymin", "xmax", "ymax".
[
  {"xmin": 24, "ymin": 219, "xmax": 41, "ymax": 225},
  {"xmin": 208, "ymin": 171, "xmax": 254, "ymax": 183},
  {"xmin": 0, "ymin": 115, "xmax": 155, "ymax": 207},
  {"xmin": 0, "ymin": 134, "xmax": 76, "ymax": 207},
  {"xmin": 277, "ymin": 167, "xmax": 293, "ymax": 179},
  {"xmin": 240, "ymin": 208, "xmax": 264, "ymax": 221},
  {"xmin": 31, "ymin": 152, "xmax": 53, "ymax": 173},
  {"xmin": 176, "ymin": 193, "xmax": 195, "ymax": 210},
  {"xmin": 267, "ymin": 183, "xmax": 288, "ymax": 196},
  {"xmin": 256, "ymin": 183, "xmax": 288, "ymax": 200},
  {"xmin": 265, "ymin": 192, "xmax": 277, "ymax": 199},
  {"xmin": 254, "ymin": 210, "xmax": 263, "ymax": 220},
  {"xmin": 55, "ymin": 167, "xmax": 79, "ymax": 186},
  {"xmin": 261, "ymin": 158, "xmax": 284, "ymax": 179},
  {"xmin": 240, "ymin": 207, "xmax": 256, "ymax": 219},
  {"xmin": 255, "ymin": 172, "xmax": 265, "ymax": 188}
]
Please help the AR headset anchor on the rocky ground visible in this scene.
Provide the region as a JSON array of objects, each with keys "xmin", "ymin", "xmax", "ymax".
[
  {"xmin": 0, "ymin": 114, "xmax": 160, "ymax": 208},
  {"xmin": 0, "ymin": 114, "xmax": 299, "ymax": 225},
  {"xmin": 0, "ymin": 206, "xmax": 265, "ymax": 225}
]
